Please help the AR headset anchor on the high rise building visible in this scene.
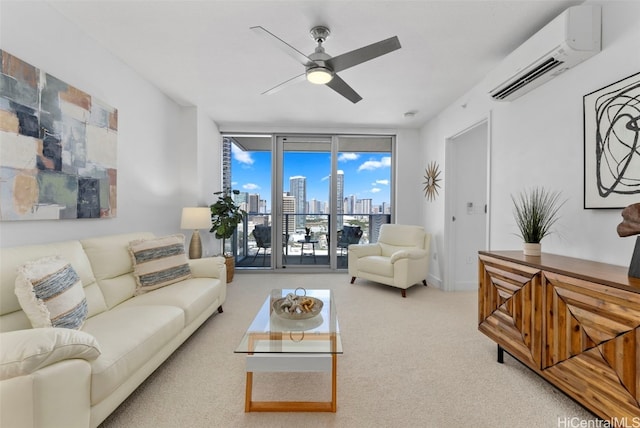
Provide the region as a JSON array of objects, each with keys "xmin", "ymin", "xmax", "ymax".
[
  {"xmin": 347, "ymin": 195, "xmax": 357, "ymax": 214},
  {"xmin": 234, "ymin": 191, "xmax": 248, "ymax": 213},
  {"xmin": 360, "ymin": 198, "xmax": 372, "ymax": 214},
  {"xmin": 248, "ymin": 194, "xmax": 260, "ymax": 213},
  {"xmin": 309, "ymin": 198, "xmax": 322, "ymax": 214},
  {"xmin": 221, "ymin": 137, "xmax": 232, "ymax": 192},
  {"xmin": 289, "ymin": 176, "xmax": 306, "ymax": 231},
  {"xmin": 329, "ymin": 170, "xmax": 346, "ymax": 225},
  {"xmin": 336, "ymin": 170, "xmax": 344, "ymax": 214},
  {"xmin": 282, "ymin": 194, "xmax": 296, "ymax": 235}
]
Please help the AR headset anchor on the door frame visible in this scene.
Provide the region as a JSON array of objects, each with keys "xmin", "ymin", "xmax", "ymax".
[
  {"xmin": 444, "ymin": 114, "xmax": 492, "ymax": 291},
  {"xmin": 273, "ymin": 134, "xmax": 335, "ymax": 270}
]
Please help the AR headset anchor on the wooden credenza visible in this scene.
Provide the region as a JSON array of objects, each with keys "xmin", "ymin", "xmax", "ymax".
[{"xmin": 478, "ymin": 251, "xmax": 640, "ymax": 422}]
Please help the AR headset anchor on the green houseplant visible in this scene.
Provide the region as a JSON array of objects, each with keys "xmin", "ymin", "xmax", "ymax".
[
  {"xmin": 210, "ymin": 189, "xmax": 246, "ymax": 282},
  {"xmin": 511, "ymin": 187, "xmax": 565, "ymax": 256}
]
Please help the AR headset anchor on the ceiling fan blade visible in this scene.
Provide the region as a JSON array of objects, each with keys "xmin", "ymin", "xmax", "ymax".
[
  {"xmin": 250, "ymin": 26, "xmax": 312, "ymax": 66},
  {"xmin": 261, "ymin": 73, "xmax": 307, "ymax": 95},
  {"xmin": 326, "ymin": 74, "xmax": 362, "ymax": 103},
  {"xmin": 326, "ymin": 36, "xmax": 401, "ymax": 73}
]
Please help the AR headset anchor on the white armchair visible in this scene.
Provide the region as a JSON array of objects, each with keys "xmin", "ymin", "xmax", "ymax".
[{"xmin": 348, "ymin": 224, "xmax": 431, "ymax": 297}]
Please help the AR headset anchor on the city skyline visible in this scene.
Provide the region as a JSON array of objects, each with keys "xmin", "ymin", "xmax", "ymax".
[{"xmin": 230, "ymin": 144, "xmax": 391, "ymax": 212}]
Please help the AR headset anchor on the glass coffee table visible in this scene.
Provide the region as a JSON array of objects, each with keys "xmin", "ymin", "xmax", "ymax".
[{"xmin": 235, "ymin": 288, "xmax": 342, "ymax": 412}]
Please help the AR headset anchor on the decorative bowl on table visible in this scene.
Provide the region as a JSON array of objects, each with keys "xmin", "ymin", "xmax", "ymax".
[
  {"xmin": 272, "ymin": 288, "xmax": 323, "ymax": 320},
  {"xmin": 270, "ymin": 312, "xmax": 324, "ymax": 331}
]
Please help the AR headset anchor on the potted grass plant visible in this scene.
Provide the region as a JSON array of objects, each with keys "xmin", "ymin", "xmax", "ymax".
[
  {"xmin": 511, "ymin": 187, "xmax": 566, "ymax": 256},
  {"xmin": 210, "ymin": 189, "xmax": 246, "ymax": 282}
]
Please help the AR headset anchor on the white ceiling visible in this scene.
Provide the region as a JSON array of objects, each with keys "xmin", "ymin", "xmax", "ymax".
[{"xmin": 48, "ymin": 0, "xmax": 582, "ymax": 130}]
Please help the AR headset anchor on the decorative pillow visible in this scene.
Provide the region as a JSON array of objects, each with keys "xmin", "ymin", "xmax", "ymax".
[
  {"xmin": 15, "ymin": 256, "xmax": 88, "ymax": 329},
  {"xmin": 0, "ymin": 328, "xmax": 101, "ymax": 380},
  {"xmin": 129, "ymin": 234, "xmax": 192, "ymax": 294}
]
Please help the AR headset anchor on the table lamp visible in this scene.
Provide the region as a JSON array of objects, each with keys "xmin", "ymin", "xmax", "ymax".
[{"xmin": 180, "ymin": 207, "xmax": 211, "ymax": 259}]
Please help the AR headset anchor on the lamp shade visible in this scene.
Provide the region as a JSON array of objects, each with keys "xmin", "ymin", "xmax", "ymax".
[{"xmin": 180, "ymin": 207, "xmax": 211, "ymax": 230}]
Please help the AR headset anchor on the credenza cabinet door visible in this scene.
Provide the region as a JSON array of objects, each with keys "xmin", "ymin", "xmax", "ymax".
[
  {"xmin": 478, "ymin": 255, "xmax": 542, "ymax": 370},
  {"xmin": 542, "ymin": 271, "xmax": 640, "ymax": 420}
]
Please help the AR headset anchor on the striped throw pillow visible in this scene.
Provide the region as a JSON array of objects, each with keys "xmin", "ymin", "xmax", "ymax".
[
  {"xmin": 15, "ymin": 256, "xmax": 88, "ymax": 329},
  {"xmin": 129, "ymin": 234, "xmax": 192, "ymax": 294}
]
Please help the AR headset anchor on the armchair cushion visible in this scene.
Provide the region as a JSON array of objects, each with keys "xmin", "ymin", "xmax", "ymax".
[
  {"xmin": 358, "ymin": 256, "xmax": 394, "ymax": 277},
  {"xmin": 0, "ymin": 328, "xmax": 101, "ymax": 380},
  {"xmin": 348, "ymin": 243, "xmax": 381, "ymax": 258},
  {"xmin": 390, "ymin": 249, "xmax": 428, "ymax": 263}
]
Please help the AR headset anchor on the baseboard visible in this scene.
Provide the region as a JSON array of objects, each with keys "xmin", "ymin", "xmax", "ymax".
[
  {"xmin": 427, "ymin": 273, "xmax": 442, "ymax": 289},
  {"xmin": 454, "ymin": 280, "xmax": 477, "ymax": 291}
]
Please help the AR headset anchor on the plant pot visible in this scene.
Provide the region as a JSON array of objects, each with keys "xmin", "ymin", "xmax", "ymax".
[
  {"xmin": 523, "ymin": 243, "xmax": 541, "ymax": 257},
  {"xmin": 305, "ymin": 235, "xmax": 311, "ymax": 242},
  {"xmin": 224, "ymin": 255, "xmax": 235, "ymax": 283}
]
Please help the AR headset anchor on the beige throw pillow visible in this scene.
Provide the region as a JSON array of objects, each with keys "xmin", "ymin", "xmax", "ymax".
[
  {"xmin": 14, "ymin": 256, "xmax": 88, "ymax": 329},
  {"xmin": 129, "ymin": 234, "xmax": 192, "ymax": 294}
]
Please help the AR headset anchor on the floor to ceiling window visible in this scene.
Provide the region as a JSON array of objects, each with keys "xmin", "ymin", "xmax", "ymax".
[{"xmin": 222, "ymin": 133, "xmax": 393, "ymax": 270}]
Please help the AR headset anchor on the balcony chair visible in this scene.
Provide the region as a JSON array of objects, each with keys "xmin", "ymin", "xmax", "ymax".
[
  {"xmin": 337, "ymin": 225, "xmax": 363, "ymax": 265},
  {"xmin": 348, "ymin": 224, "xmax": 431, "ymax": 297},
  {"xmin": 251, "ymin": 225, "xmax": 288, "ymax": 265},
  {"xmin": 251, "ymin": 225, "xmax": 271, "ymax": 266}
]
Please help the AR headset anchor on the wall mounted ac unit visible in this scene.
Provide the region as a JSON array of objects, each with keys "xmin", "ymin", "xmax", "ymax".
[{"xmin": 488, "ymin": 5, "xmax": 601, "ymax": 101}]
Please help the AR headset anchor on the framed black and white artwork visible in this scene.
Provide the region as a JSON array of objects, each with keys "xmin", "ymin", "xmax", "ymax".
[{"xmin": 584, "ymin": 72, "xmax": 640, "ymax": 209}]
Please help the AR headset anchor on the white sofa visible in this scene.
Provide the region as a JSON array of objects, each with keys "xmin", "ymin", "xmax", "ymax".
[
  {"xmin": 0, "ymin": 232, "xmax": 226, "ymax": 428},
  {"xmin": 348, "ymin": 224, "xmax": 431, "ymax": 297}
]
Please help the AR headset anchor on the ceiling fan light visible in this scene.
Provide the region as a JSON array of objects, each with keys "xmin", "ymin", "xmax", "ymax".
[{"xmin": 306, "ymin": 67, "xmax": 333, "ymax": 85}]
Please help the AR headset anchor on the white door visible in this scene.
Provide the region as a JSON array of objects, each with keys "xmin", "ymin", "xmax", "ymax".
[{"xmin": 445, "ymin": 120, "xmax": 489, "ymax": 291}]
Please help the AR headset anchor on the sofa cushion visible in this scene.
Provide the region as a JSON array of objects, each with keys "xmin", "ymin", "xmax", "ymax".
[
  {"xmin": 81, "ymin": 305, "xmax": 183, "ymax": 405},
  {"xmin": 80, "ymin": 232, "xmax": 155, "ymax": 308},
  {"xmin": 358, "ymin": 255, "xmax": 394, "ymax": 278},
  {"xmin": 1, "ymin": 241, "xmax": 107, "ymax": 332},
  {"xmin": 14, "ymin": 256, "xmax": 88, "ymax": 329},
  {"xmin": 119, "ymin": 277, "xmax": 222, "ymax": 326},
  {"xmin": 129, "ymin": 235, "xmax": 192, "ymax": 294},
  {"xmin": 378, "ymin": 224, "xmax": 426, "ymax": 249},
  {"xmin": 0, "ymin": 328, "xmax": 101, "ymax": 380}
]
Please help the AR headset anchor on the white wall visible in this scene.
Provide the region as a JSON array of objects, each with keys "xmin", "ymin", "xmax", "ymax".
[
  {"xmin": 420, "ymin": 1, "xmax": 640, "ymax": 277},
  {"xmin": 395, "ymin": 128, "xmax": 424, "ymax": 226},
  {"xmin": 0, "ymin": 2, "xmax": 222, "ymax": 248}
]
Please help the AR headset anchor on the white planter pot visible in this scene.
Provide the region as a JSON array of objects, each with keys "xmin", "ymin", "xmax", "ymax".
[{"xmin": 523, "ymin": 243, "xmax": 541, "ymax": 257}]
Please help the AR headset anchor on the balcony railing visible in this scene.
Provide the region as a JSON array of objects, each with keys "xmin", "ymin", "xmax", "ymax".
[{"xmin": 228, "ymin": 213, "xmax": 391, "ymax": 268}]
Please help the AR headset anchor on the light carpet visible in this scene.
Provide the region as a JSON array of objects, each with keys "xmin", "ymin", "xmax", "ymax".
[{"xmin": 99, "ymin": 272, "xmax": 595, "ymax": 428}]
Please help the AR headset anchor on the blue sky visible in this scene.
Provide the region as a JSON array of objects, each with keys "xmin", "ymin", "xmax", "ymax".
[{"xmin": 231, "ymin": 144, "xmax": 391, "ymax": 211}]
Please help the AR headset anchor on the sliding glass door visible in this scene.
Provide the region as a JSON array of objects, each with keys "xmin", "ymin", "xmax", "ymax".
[
  {"xmin": 276, "ymin": 135, "xmax": 332, "ymax": 267},
  {"xmin": 223, "ymin": 133, "xmax": 393, "ymax": 270}
]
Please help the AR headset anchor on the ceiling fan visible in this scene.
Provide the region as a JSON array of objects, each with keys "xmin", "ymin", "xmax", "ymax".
[{"xmin": 250, "ymin": 25, "xmax": 401, "ymax": 103}]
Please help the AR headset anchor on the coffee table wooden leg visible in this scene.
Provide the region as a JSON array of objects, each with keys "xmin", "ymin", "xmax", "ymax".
[
  {"xmin": 245, "ymin": 354, "xmax": 337, "ymax": 412},
  {"xmin": 245, "ymin": 371, "xmax": 254, "ymax": 412}
]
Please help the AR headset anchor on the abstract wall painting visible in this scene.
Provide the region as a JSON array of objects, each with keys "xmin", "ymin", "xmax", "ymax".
[
  {"xmin": 584, "ymin": 72, "xmax": 640, "ymax": 209},
  {"xmin": 0, "ymin": 50, "xmax": 117, "ymax": 220}
]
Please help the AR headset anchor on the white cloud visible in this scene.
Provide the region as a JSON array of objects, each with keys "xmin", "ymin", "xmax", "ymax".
[
  {"xmin": 375, "ymin": 179, "xmax": 389, "ymax": 185},
  {"xmin": 243, "ymin": 183, "xmax": 260, "ymax": 190},
  {"xmin": 370, "ymin": 188, "xmax": 381, "ymax": 193},
  {"xmin": 338, "ymin": 152, "xmax": 359, "ymax": 162},
  {"xmin": 232, "ymin": 144, "xmax": 254, "ymax": 165},
  {"xmin": 358, "ymin": 156, "xmax": 391, "ymax": 172}
]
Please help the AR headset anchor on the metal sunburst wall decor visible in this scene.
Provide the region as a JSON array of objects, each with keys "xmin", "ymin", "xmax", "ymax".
[{"xmin": 423, "ymin": 161, "xmax": 442, "ymax": 201}]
